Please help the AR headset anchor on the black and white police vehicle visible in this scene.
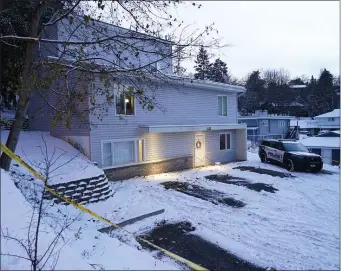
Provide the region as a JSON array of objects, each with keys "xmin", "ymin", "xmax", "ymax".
[{"xmin": 258, "ymin": 139, "xmax": 323, "ymax": 172}]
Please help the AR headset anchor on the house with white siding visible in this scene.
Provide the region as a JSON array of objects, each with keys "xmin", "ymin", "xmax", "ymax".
[{"xmin": 28, "ymin": 16, "xmax": 247, "ymax": 181}]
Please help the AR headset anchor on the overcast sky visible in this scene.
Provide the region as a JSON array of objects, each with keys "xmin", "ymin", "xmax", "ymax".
[{"xmin": 176, "ymin": 1, "xmax": 339, "ymax": 80}]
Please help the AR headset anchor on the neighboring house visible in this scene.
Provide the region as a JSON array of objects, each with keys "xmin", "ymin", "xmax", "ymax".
[
  {"xmin": 28, "ymin": 16, "xmax": 247, "ymax": 181},
  {"xmin": 238, "ymin": 110, "xmax": 293, "ymax": 142},
  {"xmin": 300, "ymin": 131, "xmax": 340, "ymax": 166},
  {"xmin": 290, "ymin": 109, "xmax": 340, "ymax": 135}
]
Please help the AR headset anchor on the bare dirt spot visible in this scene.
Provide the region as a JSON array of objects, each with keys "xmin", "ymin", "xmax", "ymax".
[
  {"xmin": 162, "ymin": 181, "xmax": 246, "ymax": 208},
  {"xmin": 233, "ymin": 166, "xmax": 294, "ymax": 178},
  {"xmin": 205, "ymin": 174, "xmax": 278, "ymax": 193},
  {"xmin": 138, "ymin": 221, "xmax": 265, "ymax": 271}
]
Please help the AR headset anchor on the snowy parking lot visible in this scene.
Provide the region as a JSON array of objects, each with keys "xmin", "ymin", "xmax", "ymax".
[{"xmin": 92, "ymin": 152, "xmax": 340, "ymax": 270}]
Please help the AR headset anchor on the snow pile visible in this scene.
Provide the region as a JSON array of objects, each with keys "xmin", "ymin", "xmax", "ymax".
[
  {"xmin": 1, "ymin": 131, "xmax": 103, "ymax": 185},
  {"xmin": 247, "ymin": 140, "xmax": 258, "ymax": 153},
  {"xmin": 300, "ymin": 136, "xmax": 340, "ymax": 148},
  {"xmin": 1, "ymin": 169, "xmax": 179, "ymax": 270}
]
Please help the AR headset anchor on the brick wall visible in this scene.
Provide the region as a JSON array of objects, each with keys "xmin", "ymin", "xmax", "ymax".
[{"xmin": 105, "ymin": 156, "xmax": 193, "ymax": 181}]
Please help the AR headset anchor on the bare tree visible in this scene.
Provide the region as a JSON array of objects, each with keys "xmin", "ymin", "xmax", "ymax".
[
  {"xmin": 1, "ymin": 136, "xmax": 85, "ymax": 270},
  {"xmin": 0, "ymin": 0, "xmax": 222, "ymax": 170},
  {"xmin": 263, "ymin": 68, "xmax": 290, "ymax": 86}
]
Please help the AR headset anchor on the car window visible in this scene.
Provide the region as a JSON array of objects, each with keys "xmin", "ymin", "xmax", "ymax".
[
  {"xmin": 274, "ymin": 142, "xmax": 285, "ymax": 151},
  {"xmin": 282, "ymin": 142, "xmax": 309, "ymax": 152},
  {"xmin": 261, "ymin": 141, "xmax": 268, "ymax": 147}
]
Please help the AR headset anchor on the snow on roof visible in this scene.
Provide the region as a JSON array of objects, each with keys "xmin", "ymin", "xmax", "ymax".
[
  {"xmin": 0, "ymin": 131, "xmax": 103, "ymax": 185},
  {"xmin": 315, "ymin": 109, "xmax": 340, "ymax": 119},
  {"xmin": 300, "ymin": 136, "xmax": 340, "ymax": 148}
]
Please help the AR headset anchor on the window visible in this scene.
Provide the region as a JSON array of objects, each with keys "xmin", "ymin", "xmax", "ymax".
[
  {"xmin": 328, "ymin": 117, "xmax": 335, "ymax": 122},
  {"xmin": 115, "ymin": 85, "xmax": 135, "ymax": 115},
  {"xmin": 261, "ymin": 120, "xmax": 268, "ymax": 126},
  {"xmin": 278, "ymin": 120, "xmax": 286, "ymax": 128},
  {"xmin": 282, "ymin": 142, "xmax": 309, "ymax": 152},
  {"xmin": 219, "ymin": 133, "xmax": 231, "ymax": 150},
  {"xmin": 102, "ymin": 139, "xmax": 144, "ymax": 167},
  {"xmin": 218, "ymin": 96, "xmax": 228, "ymax": 116}
]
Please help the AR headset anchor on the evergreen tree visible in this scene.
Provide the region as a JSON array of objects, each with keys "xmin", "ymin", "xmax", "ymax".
[
  {"xmin": 238, "ymin": 70, "xmax": 266, "ymax": 113},
  {"xmin": 208, "ymin": 58, "xmax": 230, "ymax": 83},
  {"xmin": 194, "ymin": 46, "xmax": 211, "ymax": 80},
  {"xmin": 316, "ymin": 68, "xmax": 337, "ymax": 112}
]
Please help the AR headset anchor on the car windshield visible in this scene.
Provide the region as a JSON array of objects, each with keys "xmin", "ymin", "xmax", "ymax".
[{"xmin": 282, "ymin": 142, "xmax": 309, "ymax": 152}]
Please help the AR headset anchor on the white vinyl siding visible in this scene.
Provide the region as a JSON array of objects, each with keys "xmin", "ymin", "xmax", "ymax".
[
  {"xmin": 101, "ymin": 138, "xmax": 144, "ymax": 167},
  {"xmin": 90, "ymin": 80, "xmax": 239, "ymax": 167},
  {"xmin": 218, "ymin": 95, "xmax": 228, "ymax": 116}
]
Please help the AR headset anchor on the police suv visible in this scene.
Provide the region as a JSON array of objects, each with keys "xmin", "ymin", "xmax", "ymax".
[{"xmin": 258, "ymin": 139, "xmax": 323, "ymax": 172}]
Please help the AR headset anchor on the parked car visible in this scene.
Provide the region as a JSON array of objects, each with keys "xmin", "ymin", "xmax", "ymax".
[{"xmin": 258, "ymin": 139, "xmax": 323, "ymax": 172}]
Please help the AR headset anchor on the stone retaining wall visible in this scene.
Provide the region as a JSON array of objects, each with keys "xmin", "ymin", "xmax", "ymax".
[
  {"xmin": 105, "ymin": 156, "xmax": 193, "ymax": 181},
  {"xmin": 43, "ymin": 173, "xmax": 113, "ymax": 205}
]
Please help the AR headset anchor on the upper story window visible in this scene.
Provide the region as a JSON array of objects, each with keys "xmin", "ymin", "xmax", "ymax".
[
  {"xmin": 328, "ymin": 117, "xmax": 335, "ymax": 121},
  {"xmin": 260, "ymin": 120, "xmax": 268, "ymax": 126},
  {"xmin": 116, "ymin": 85, "xmax": 135, "ymax": 115},
  {"xmin": 218, "ymin": 96, "xmax": 228, "ymax": 116}
]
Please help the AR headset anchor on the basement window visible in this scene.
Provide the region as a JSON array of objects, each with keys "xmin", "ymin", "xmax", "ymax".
[{"xmin": 102, "ymin": 138, "xmax": 144, "ymax": 167}]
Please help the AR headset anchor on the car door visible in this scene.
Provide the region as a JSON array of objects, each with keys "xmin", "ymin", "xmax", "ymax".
[
  {"xmin": 274, "ymin": 142, "xmax": 285, "ymax": 164},
  {"xmin": 264, "ymin": 141, "xmax": 277, "ymax": 162}
]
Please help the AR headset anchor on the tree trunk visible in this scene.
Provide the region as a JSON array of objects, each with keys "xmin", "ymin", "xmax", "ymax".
[{"xmin": 0, "ymin": 1, "xmax": 45, "ymax": 171}]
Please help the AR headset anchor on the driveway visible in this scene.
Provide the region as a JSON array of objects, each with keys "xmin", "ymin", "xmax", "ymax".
[{"xmin": 92, "ymin": 152, "xmax": 340, "ymax": 270}]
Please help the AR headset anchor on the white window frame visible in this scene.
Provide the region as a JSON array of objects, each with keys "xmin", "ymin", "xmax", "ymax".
[
  {"xmin": 101, "ymin": 138, "xmax": 145, "ymax": 169},
  {"xmin": 115, "ymin": 84, "xmax": 136, "ymax": 117},
  {"xmin": 219, "ymin": 132, "xmax": 232, "ymax": 151},
  {"xmin": 218, "ymin": 95, "xmax": 228, "ymax": 117},
  {"xmin": 328, "ymin": 117, "xmax": 335, "ymax": 122}
]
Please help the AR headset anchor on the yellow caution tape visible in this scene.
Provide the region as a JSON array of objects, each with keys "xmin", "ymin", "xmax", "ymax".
[{"xmin": 0, "ymin": 141, "xmax": 208, "ymax": 271}]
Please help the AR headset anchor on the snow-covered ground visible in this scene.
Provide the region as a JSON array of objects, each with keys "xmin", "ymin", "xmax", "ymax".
[
  {"xmin": 1, "ymin": 131, "xmax": 340, "ymax": 270},
  {"xmin": 0, "ymin": 131, "xmax": 103, "ymax": 185},
  {"xmin": 90, "ymin": 152, "xmax": 340, "ymax": 270}
]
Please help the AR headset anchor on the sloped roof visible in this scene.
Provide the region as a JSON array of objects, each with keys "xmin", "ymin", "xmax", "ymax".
[{"xmin": 315, "ymin": 109, "xmax": 340, "ymax": 119}]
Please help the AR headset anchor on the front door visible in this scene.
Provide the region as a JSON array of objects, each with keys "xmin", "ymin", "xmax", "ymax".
[{"xmin": 194, "ymin": 134, "xmax": 205, "ymax": 167}]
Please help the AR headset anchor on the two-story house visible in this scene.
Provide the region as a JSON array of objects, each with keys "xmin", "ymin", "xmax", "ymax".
[
  {"xmin": 29, "ymin": 16, "xmax": 247, "ymax": 181},
  {"xmin": 238, "ymin": 110, "xmax": 294, "ymax": 142}
]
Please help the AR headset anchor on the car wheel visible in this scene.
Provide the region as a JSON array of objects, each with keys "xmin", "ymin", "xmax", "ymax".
[
  {"xmin": 286, "ymin": 159, "xmax": 295, "ymax": 172},
  {"xmin": 260, "ymin": 153, "xmax": 267, "ymax": 163}
]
